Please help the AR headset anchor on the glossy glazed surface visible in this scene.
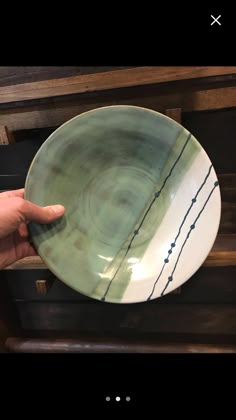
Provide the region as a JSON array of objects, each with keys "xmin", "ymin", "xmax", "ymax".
[{"xmin": 25, "ymin": 106, "xmax": 221, "ymax": 303}]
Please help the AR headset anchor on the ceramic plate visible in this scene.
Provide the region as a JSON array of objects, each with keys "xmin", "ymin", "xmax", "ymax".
[{"xmin": 25, "ymin": 106, "xmax": 221, "ymax": 303}]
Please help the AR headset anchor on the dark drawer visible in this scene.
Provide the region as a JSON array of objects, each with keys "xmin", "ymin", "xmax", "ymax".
[
  {"xmin": 3, "ymin": 266, "xmax": 236, "ymax": 304},
  {"xmin": 2, "ymin": 270, "xmax": 91, "ymax": 302},
  {"xmin": 15, "ymin": 300, "xmax": 236, "ymax": 336}
]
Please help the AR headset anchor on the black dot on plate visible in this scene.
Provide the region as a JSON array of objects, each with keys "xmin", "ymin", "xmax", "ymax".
[
  {"xmin": 155, "ymin": 192, "xmax": 160, "ymax": 198},
  {"xmin": 168, "ymin": 250, "xmax": 172, "ymax": 254},
  {"xmin": 134, "ymin": 230, "xmax": 139, "ymax": 235},
  {"xmin": 214, "ymin": 181, "xmax": 219, "ymax": 187},
  {"xmin": 168, "ymin": 276, "xmax": 173, "ymax": 281},
  {"xmin": 164, "ymin": 258, "xmax": 169, "ymax": 263},
  {"xmin": 192, "ymin": 198, "xmax": 196, "ymax": 203},
  {"xmin": 171, "ymin": 243, "xmax": 175, "ymax": 248},
  {"xmin": 190, "ymin": 224, "xmax": 195, "ymax": 230}
]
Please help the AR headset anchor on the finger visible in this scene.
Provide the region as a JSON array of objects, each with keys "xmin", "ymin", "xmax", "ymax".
[
  {"xmin": 0, "ymin": 189, "xmax": 25, "ymax": 199},
  {"xmin": 18, "ymin": 223, "xmax": 29, "ymax": 239},
  {"xmin": 26, "ymin": 244, "xmax": 38, "ymax": 257},
  {"xmin": 19, "ymin": 200, "xmax": 65, "ymax": 224},
  {"xmin": 14, "ymin": 239, "xmax": 38, "ymax": 261}
]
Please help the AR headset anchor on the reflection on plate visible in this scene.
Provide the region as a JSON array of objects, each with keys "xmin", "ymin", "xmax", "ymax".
[{"xmin": 25, "ymin": 106, "xmax": 221, "ymax": 303}]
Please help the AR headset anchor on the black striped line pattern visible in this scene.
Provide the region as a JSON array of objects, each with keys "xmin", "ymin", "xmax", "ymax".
[
  {"xmin": 147, "ymin": 164, "xmax": 213, "ymax": 300},
  {"xmin": 101, "ymin": 132, "xmax": 192, "ymax": 301},
  {"xmin": 160, "ymin": 180, "xmax": 219, "ymax": 296}
]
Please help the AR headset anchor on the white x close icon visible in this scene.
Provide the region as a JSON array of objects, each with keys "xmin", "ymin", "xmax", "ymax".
[{"xmin": 211, "ymin": 15, "xmax": 221, "ymax": 26}]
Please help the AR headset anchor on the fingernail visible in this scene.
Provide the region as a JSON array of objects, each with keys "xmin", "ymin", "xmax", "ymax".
[{"xmin": 50, "ymin": 205, "xmax": 65, "ymax": 216}]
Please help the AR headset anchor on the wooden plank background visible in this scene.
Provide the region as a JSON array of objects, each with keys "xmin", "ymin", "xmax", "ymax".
[
  {"xmin": 1, "ymin": 84, "xmax": 236, "ymax": 132},
  {"xmin": 5, "ymin": 336, "xmax": 236, "ymax": 353},
  {"xmin": 0, "ymin": 67, "xmax": 134, "ymax": 87},
  {"xmin": 0, "ymin": 67, "xmax": 236, "ymax": 105}
]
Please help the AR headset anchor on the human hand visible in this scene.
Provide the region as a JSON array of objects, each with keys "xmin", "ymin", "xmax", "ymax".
[{"xmin": 0, "ymin": 189, "xmax": 65, "ymax": 269}]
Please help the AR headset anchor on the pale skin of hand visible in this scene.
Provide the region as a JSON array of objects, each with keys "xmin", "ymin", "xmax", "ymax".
[{"xmin": 0, "ymin": 189, "xmax": 65, "ymax": 269}]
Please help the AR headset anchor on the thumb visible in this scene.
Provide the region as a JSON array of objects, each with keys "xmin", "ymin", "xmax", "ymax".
[{"xmin": 19, "ymin": 200, "xmax": 65, "ymax": 224}]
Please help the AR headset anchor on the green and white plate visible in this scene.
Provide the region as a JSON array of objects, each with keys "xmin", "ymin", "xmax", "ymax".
[{"xmin": 25, "ymin": 105, "xmax": 221, "ymax": 303}]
